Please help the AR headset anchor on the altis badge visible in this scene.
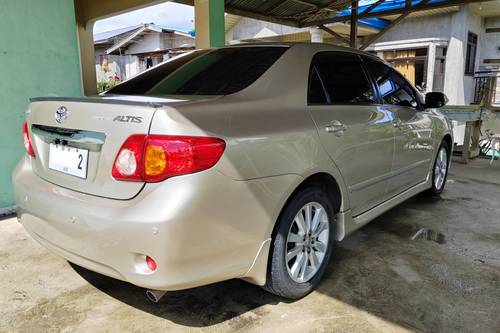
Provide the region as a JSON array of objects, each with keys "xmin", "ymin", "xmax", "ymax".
[{"xmin": 113, "ymin": 115, "xmax": 143, "ymax": 123}]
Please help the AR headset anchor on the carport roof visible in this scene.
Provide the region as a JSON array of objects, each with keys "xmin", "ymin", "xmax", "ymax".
[{"xmin": 176, "ymin": 0, "xmax": 490, "ymax": 27}]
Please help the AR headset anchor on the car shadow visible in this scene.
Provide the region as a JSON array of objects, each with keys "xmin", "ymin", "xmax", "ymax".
[
  {"xmin": 0, "ymin": 213, "xmax": 16, "ymax": 222},
  {"xmin": 70, "ymin": 263, "xmax": 288, "ymax": 327},
  {"xmin": 70, "ymin": 185, "xmax": 497, "ymax": 332},
  {"xmin": 67, "ymin": 193, "xmax": 444, "ymax": 329}
]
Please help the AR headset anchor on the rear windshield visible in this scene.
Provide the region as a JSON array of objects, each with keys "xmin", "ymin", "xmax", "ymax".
[{"xmin": 106, "ymin": 46, "xmax": 288, "ymax": 96}]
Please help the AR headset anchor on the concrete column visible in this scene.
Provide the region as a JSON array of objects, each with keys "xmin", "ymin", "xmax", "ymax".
[
  {"xmin": 443, "ymin": 9, "xmax": 467, "ymax": 105},
  {"xmin": 426, "ymin": 43, "xmax": 436, "ymax": 93},
  {"xmin": 309, "ymin": 28, "xmax": 324, "ymax": 43},
  {"xmin": 194, "ymin": 0, "xmax": 225, "ymax": 48},
  {"xmin": 76, "ymin": 20, "xmax": 98, "ymax": 96}
]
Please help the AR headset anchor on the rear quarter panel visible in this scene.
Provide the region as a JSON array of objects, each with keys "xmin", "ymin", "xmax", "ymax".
[{"xmin": 148, "ymin": 45, "xmax": 350, "ymax": 213}]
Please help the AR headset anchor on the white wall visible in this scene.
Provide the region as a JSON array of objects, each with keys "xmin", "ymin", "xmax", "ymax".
[
  {"xmin": 121, "ymin": 32, "xmax": 194, "ymax": 54},
  {"xmin": 126, "ymin": 33, "xmax": 161, "ymax": 54},
  {"xmin": 375, "ymin": 6, "xmax": 484, "ymax": 105},
  {"xmin": 443, "ymin": 6, "xmax": 482, "ymax": 105},
  {"xmin": 378, "ymin": 14, "xmax": 453, "ymax": 42},
  {"xmin": 161, "ymin": 33, "xmax": 194, "ymax": 49},
  {"xmin": 230, "ymin": 17, "xmax": 308, "ymax": 40},
  {"xmin": 481, "ymin": 17, "xmax": 500, "ymax": 63}
]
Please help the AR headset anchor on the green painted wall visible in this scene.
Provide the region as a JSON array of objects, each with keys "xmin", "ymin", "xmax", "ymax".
[{"xmin": 0, "ymin": 0, "xmax": 82, "ymax": 208}]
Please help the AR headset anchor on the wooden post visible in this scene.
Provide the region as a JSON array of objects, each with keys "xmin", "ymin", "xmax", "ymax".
[
  {"xmin": 350, "ymin": 1, "xmax": 358, "ymax": 48},
  {"xmin": 318, "ymin": 24, "xmax": 350, "ymax": 44},
  {"xmin": 470, "ymin": 120, "xmax": 482, "ymax": 159},
  {"xmin": 462, "ymin": 121, "xmax": 472, "ymax": 164},
  {"xmin": 461, "ymin": 120, "xmax": 482, "ymax": 163}
]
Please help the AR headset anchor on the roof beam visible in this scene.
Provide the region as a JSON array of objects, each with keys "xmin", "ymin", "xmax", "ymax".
[
  {"xmin": 224, "ymin": 6, "xmax": 301, "ymax": 27},
  {"xmin": 302, "ymin": 0, "xmax": 488, "ymax": 27},
  {"xmin": 359, "ymin": 13, "xmax": 409, "ymax": 49},
  {"xmin": 106, "ymin": 26, "xmax": 146, "ymax": 54},
  {"xmin": 299, "ymin": 0, "xmax": 353, "ymax": 26},
  {"xmin": 318, "ymin": 24, "xmax": 350, "ymax": 44}
]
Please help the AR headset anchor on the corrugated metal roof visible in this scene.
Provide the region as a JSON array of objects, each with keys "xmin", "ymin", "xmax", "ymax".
[
  {"xmin": 94, "ymin": 24, "xmax": 143, "ymax": 43},
  {"xmin": 180, "ymin": 0, "xmax": 486, "ymax": 28},
  {"xmin": 225, "ymin": 0, "xmax": 353, "ymax": 22},
  {"xmin": 94, "ymin": 23, "xmax": 194, "ymax": 43},
  {"xmin": 225, "ymin": 13, "xmax": 242, "ymax": 32},
  {"xmin": 381, "ymin": 5, "xmax": 459, "ymax": 20},
  {"xmin": 408, "ymin": 6, "xmax": 459, "ymax": 17}
]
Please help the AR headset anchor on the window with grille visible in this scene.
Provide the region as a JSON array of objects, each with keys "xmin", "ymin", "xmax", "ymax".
[{"xmin": 465, "ymin": 32, "xmax": 478, "ymax": 75}]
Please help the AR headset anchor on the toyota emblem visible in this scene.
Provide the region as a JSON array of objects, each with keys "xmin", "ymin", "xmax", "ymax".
[{"xmin": 55, "ymin": 106, "xmax": 68, "ymax": 124}]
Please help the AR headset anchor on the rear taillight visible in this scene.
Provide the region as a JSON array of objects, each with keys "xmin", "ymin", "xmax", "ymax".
[
  {"xmin": 22, "ymin": 121, "xmax": 35, "ymax": 157},
  {"xmin": 112, "ymin": 135, "xmax": 225, "ymax": 182}
]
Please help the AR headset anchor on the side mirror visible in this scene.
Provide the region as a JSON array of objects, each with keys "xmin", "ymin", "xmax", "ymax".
[{"xmin": 425, "ymin": 92, "xmax": 448, "ymax": 108}]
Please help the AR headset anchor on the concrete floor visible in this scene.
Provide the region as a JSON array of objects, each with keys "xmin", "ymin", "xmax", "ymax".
[{"xmin": 1, "ymin": 158, "xmax": 499, "ymax": 333}]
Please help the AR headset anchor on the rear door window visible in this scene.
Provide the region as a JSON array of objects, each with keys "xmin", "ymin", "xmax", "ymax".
[
  {"xmin": 308, "ymin": 52, "xmax": 377, "ymax": 105},
  {"xmin": 308, "ymin": 67, "xmax": 329, "ymax": 104},
  {"xmin": 362, "ymin": 56, "xmax": 421, "ymax": 109},
  {"xmin": 107, "ymin": 47, "xmax": 288, "ymax": 96}
]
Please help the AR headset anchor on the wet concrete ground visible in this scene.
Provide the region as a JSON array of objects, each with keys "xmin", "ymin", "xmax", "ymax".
[{"xmin": 1, "ymin": 157, "xmax": 499, "ymax": 332}]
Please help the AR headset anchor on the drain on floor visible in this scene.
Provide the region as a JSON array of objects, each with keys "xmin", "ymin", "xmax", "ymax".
[{"xmin": 411, "ymin": 227, "xmax": 446, "ymax": 244}]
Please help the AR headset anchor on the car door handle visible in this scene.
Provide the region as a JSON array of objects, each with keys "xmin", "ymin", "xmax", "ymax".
[{"xmin": 325, "ymin": 120, "xmax": 346, "ymax": 136}]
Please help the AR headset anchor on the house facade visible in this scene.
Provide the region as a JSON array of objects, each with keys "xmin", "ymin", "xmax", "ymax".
[
  {"xmin": 94, "ymin": 23, "xmax": 195, "ymax": 83},
  {"xmin": 369, "ymin": 4, "xmax": 500, "ymax": 106}
]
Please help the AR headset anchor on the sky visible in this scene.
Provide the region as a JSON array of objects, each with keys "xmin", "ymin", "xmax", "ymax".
[{"xmin": 93, "ymin": 2, "xmax": 194, "ymax": 34}]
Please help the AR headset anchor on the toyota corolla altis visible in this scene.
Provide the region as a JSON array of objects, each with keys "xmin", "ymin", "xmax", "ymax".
[{"xmin": 13, "ymin": 43, "xmax": 453, "ymax": 300}]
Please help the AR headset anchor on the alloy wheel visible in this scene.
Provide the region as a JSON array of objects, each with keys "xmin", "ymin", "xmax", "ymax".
[
  {"xmin": 285, "ymin": 202, "xmax": 329, "ymax": 283},
  {"xmin": 434, "ymin": 146, "xmax": 448, "ymax": 190}
]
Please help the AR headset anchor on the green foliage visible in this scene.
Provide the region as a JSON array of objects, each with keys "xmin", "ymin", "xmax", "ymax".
[{"xmin": 97, "ymin": 79, "xmax": 119, "ymax": 94}]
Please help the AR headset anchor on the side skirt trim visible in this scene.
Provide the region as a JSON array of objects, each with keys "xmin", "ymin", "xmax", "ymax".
[{"xmin": 343, "ymin": 178, "xmax": 431, "ymax": 237}]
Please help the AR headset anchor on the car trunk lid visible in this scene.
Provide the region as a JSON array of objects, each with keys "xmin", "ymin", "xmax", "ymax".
[{"xmin": 27, "ymin": 96, "xmax": 179, "ymax": 200}]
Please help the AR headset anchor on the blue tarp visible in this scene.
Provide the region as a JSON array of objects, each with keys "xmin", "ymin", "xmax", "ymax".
[
  {"xmin": 337, "ymin": 0, "xmax": 455, "ymax": 30},
  {"xmin": 341, "ymin": 0, "xmax": 451, "ymax": 17}
]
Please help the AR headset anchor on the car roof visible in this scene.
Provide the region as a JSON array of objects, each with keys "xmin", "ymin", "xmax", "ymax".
[{"xmin": 222, "ymin": 42, "xmax": 379, "ymax": 59}]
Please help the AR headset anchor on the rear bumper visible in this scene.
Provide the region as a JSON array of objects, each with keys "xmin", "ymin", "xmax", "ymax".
[{"xmin": 13, "ymin": 156, "xmax": 299, "ymax": 290}]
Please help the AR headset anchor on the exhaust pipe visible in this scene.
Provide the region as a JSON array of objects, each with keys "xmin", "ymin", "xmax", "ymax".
[{"xmin": 146, "ymin": 289, "xmax": 167, "ymax": 303}]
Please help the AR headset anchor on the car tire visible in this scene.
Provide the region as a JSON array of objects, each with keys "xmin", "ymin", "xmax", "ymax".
[
  {"xmin": 428, "ymin": 140, "xmax": 450, "ymax": 196},
  {"xmin": 263, "ymin": 187, "xmax": 336, "ymax": 299}
]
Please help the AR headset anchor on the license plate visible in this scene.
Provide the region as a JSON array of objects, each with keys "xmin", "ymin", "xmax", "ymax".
[{"xmin": 48, "ymin": 144, "xmax": 89, "ymax": 179}]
